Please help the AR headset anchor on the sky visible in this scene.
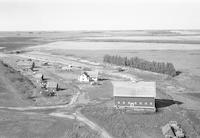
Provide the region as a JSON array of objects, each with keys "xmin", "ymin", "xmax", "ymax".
[{"xmin": 0, "ymin": 0, "xmax": 200, "ymax": 31}]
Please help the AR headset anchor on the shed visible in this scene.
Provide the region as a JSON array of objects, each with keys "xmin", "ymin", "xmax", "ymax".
[
  {"xmin": 46, "ymin": 81, "xmax": 59, "ymax": 91},
  {"xmin": 61, "ymin": 65, "xmax": 72, "ymax": 71},
  {"xmin": 86, "ymin": 70, "xmax": 99, "ymax": 82},
  {"xmin": 112, "ymin": 81, "xmax": 156, "ymax": 111}
]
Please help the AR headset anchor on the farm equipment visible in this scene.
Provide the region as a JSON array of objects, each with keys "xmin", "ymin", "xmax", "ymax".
[{"xmin": 162, "ymin": 121, "xmax": 185, "ymax": 138}]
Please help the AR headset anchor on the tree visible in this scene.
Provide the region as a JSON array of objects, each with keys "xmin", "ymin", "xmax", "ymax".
[
  {"xmin": 31, "ymin": 62, "xmax": 35, "ymax": 71},
  {"xmin": 103, "ymin": 54, "xmax": 177, "ymax": 77}
]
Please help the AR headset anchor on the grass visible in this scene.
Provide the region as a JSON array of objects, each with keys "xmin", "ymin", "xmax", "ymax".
[
  {"xmin": 0, "ymin": 109, "xmax": 98, "ymax": 138},
  {"xmin": 1, "ymin": 31, "xmax": 200, "ymax": 137},
  {"xmin": 50, "ymin": 49, "xmax": 200, "ymax": 76},
  {"xmin": 1, "ymin": 31, "xmax": 200, "ymax": 76},
  {"xmin": 81, "ymin": 103, "xmax": 197, "ymax": 138},
  {"xmin": 0, "ymin": 61, "xmax": 38, "ymax": 107},
  {"xmin": 0, "ymin": 37, "xmax": 45, "ymax": 51},
  {"xmin": 85, "ymin": 80, "xmax": 113, "ymax": 100},
  {"xmin": 185, "ymin": 93, "xmax": 200, "ymax": 99},
  {"xmin": 65, "ymin": 120, "xmax": 100, "ymax": 138}
]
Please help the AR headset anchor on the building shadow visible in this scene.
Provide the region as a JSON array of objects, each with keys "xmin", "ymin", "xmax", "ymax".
[
  {"xmin": 98, "ymin": 78, "xmax": 109, "ymax": 81},
  {"xmin": 31, "ymin": 69, "xmax": 39, "ymax": 72},
  {"xmin": 156, "ymin": 99, "xmax": 182, "ymax": 108},
  {"xmin": 42, "ymin": 78, "xmax": 50, "ymax": 81},
  {"xmin": 176, "ymin": 71, "xmax": 182, "ymax": 76},
  {"xmin": 57, "ymin": 88, "xmax": 66, "ymax": 91}
]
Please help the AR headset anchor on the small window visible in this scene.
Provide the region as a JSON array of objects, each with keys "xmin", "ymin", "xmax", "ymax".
[
  {"xmin": 128, "ymin": 102, "xmax": 130, "ymax": 104},
  {"xmin": 150, "ymin": 102, "xmax": 152, "ymax": 105},
  {"xmin": 135, "ymin": 102, "xmax": 137, "ymax": 105},
  {"xmin": 145, "ymin": 102, "xmax": 147, "ymax": 105},
  {"xmin": 123, "ymin": 101, "xmax": 125, "ymax": 104},
  {"xmin": 118, "ymin": 101, "xmax": 120, "ymax": 104},
  {"xmin": 139, "ymin": 102, "xmax": 142, "ymax": 105}
]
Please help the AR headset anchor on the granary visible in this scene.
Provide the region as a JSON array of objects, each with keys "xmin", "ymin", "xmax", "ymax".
[
  {"xmin": 46, "ymin": 81, "xmax": 59, "ymax": 91},
  {"xmin": 112, "ymin": 81, "xmax": 156, "ymax": 111}
]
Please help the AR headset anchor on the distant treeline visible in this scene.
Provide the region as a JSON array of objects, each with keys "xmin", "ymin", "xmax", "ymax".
[{"xmin": 103, "ymin": 55, "xmax": 177, "ymax": 77}]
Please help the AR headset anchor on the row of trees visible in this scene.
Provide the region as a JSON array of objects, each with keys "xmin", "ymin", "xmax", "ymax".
[{"xmin": 103, "ymin": 54, "xmax": 177, "ymax": 76}]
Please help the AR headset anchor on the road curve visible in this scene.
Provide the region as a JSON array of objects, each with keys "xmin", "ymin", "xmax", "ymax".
[{"xmin": 49, "ymin": 111, "xmax": 113, "ymax": 138}]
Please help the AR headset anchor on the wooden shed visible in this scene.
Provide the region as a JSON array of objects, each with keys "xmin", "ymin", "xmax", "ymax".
[
  {"xmin": 86, "ymin": 70, "xmax": 99, "ymax": 82},
  {"xmin": 112, "ymin": 81, "xmax": 156, "ymax": 111},
  {"xmin": 46, "ymin": 81, "xmax": 59, "ymax": 91}
]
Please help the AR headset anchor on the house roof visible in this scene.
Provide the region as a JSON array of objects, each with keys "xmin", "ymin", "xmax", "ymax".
[
  {"xmin": 82, "ymin": 72, "xmax": 90, "ymax": 78},
  {"xmin": 46, "ymin": 81, "xmax": 58, "ymax": 88},
  {"xmin": 112, "ymin": 81, "xmax": 156, "ymax": 98},
  {"xmin": 86, "ymin": 71, "xmax": 98, "ymax": 78}
]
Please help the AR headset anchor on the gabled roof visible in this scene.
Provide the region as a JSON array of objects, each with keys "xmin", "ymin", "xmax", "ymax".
[
  {"xmin": 82, "ymin": 72, "xmax": 90, "ymax": 78},
  {"xmin": 112, "ymin": 81, "xmax": 156, "ymax": 98}
]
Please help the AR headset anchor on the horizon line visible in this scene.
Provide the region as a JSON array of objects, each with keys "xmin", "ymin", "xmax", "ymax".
[{"xmin": 1, "ymin": 29, "xmax": 200, "ymax": 32}]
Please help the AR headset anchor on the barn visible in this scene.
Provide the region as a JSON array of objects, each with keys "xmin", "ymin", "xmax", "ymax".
[{"xmin": 112, "ymin": 81, "xmax": 156, "ymax": 111}]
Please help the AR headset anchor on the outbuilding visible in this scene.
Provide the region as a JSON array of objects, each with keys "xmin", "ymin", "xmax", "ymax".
[
  {"xmin": 112, "ymin": 81, "xmax": 156, "ymax": 111},
  {"xmin": 61, "ymin": 65, "xmax": 72, "ymax": 71},
  {"xmin": 46, "ymin": 81, "xmax": 59, "ymax": 91},
  {"xmin": 87, "ymin": 70, "xmax": 99, "ymax": 82}
]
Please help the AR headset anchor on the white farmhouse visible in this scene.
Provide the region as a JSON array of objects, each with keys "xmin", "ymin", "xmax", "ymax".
[
  {"xmin": 78, "ymin": 72, "xmax": 90, "ymax": 82},
  {"xmin": 78, "ymin": 71, "xmax": 99, "ymax": 82}
]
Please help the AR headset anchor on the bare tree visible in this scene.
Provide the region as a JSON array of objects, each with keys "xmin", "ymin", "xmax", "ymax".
[{"xmin": 31, "ymin": 62, "xmax": 35, "ymax": 71}]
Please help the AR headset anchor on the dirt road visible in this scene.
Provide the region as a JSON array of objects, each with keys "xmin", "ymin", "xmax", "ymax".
[
  {"xmin": 49, "ymin": 111, "xmax": 113, "ymax": 138},
  {"xmin": 0, "ymin": 102, "xmax": 113, "ymax": 138},
  {"xmin": 0, "ymin": 87, "xmax": 112, "ymax": 138},
  {"xmin": 74, "ymin": 111, "xmax": 113, "ymax": 138}
]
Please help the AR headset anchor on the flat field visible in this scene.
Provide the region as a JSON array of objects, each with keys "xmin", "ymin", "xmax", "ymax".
[
  {"xmin": 0, "ymin": 30, "xmax": 200, "ymax": 138},
  {"xmin": 47, "ymin": 48, "xmax": 200, "ymax": 75}
]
